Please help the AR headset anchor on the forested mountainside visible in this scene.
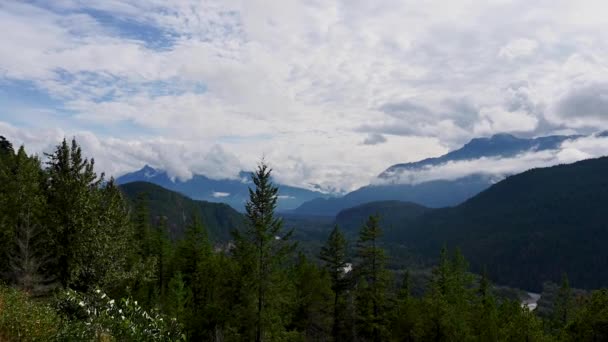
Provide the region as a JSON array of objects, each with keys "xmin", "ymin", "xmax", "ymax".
[
  {"xmin": 120, "ymin": 181, "xmax": 243, "ymax": 241},
  {"xmin": 2, "ymin": 135, "xmax": 608, "ymax": 341},
  {"xmin": 352, "ymin": 157, "xmax": 608, "ymax": 291}
]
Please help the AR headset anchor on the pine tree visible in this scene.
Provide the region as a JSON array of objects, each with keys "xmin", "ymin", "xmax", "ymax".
[
  {"xmin": 320, "ymin": 225, "xmax": 350, "ymax": 342},
  {"xmin": 232, "ymin": 161, "xmax": 295, "ymax": 342},
  {"xmin": 0, "ymin": 135, "xmax": 13, "ymax": 156},
  {"xmin": 4, "ymin": 147, "xmax": 53, "ymax": 293},
  {"xmin": 476, "ymin": 269, "xmax": 498, "ymax": 341},
  {"xmin": 174, "ymin": 215, "xmax": 216, "ymax": 340},
  {"xmin": 45, "ymin": 138, "xmax": 102, "ymax": 288},
  {"xmin": 355, "ymin": 215, "xmax": 390, "ymax": 342},
  {"xmin": 291, "ymin": 253, "xmax": 333, "ymax": 340},
  {"xmin": 390, "ymin": 270, "xmax": 417, "ymax": 342},
  {"xmin": 553, "ymin": 273, "xmax": 574, "ymax": 329},
  {"xmin": 167, "ymin": 271, "xmax": 189, "ymax": 321}
]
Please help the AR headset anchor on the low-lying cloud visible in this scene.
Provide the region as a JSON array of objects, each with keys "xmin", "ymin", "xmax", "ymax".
[
  {"xmin": 212, "ymin": 192, "xmax": 231, "ymax": 198},
  {"xmin": 374, "ymin": 134, "xmax": 608, "ymax": 186}
]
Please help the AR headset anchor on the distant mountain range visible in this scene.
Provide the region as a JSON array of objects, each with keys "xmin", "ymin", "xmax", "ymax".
[
  {"xmin": 116, "ymin": 166, "xmax": 329, "ymax": 212},
  {"xmin": 335, "ymin": 157, "xmax": 608, "ymax": 290},
  {"xmin": 291, "ymin": 133, "xmax": 581, "ymax": 216}
]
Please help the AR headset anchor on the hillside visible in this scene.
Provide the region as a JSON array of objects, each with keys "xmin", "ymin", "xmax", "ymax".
[
  {"xmin": 119, "ymin": 181, "xmax": 244, "ymax": 241},
  {"xmin": 385, "ymin": 157, "xmax": 608, "ymax": 291},
  {"xmin": 334, "ymin": 200, "xmax": 432, "ymax": 235}
]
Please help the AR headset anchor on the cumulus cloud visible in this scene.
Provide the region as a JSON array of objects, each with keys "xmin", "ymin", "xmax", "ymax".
[{"xmin": 2, "ymin": 0, "xmax": 608, "ymax": 191}]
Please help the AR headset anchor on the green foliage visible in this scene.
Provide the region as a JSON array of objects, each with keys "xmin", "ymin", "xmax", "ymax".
[
  {"xmin": 0, "ymin": 284, "xmax": 60, "ymax": 341},
  {"xmin": 56, "ymin": 288, "xmax": 184, "ymax": 341},
  {"xmin": 44, "ymin": 139, "xmax": 133, "ymax": 291},
  {"xmin": 290, "ymin": 254, "xmax": 333, "ymax": 340},
  {"xmin": 562, "ymin": 289, "xmax": 608, "ymax": 341}
]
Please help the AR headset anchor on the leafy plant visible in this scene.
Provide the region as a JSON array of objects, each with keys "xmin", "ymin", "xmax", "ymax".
[{"xmin": 56, "ymin": 288, "xmax": 184, "ymax": 341}]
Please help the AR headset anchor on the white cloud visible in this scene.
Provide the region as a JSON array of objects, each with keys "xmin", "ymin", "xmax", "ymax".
[
  {"xmin": 374, "ymin": 135, "xmax": 608, "ymax": 185},
  {"xmin": 499, "ymin": 38, "xmax": 539, "ymax": 60},
  {"xmin": 474, "ymin": 106, "xmax": 539, "ymax": 135},
  {"xmin": 212, "ymin": 192, "xmax": 231, "ymax": 198},
  {"xmin": 2, "ymin": 0, "xmax": 608, "ymax": 191}
]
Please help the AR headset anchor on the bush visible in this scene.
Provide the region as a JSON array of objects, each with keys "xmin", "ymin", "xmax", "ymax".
[
  {"xmin": 0, "ymin": 284, "xmax": 60, "ymax": 341},
  {"xmin": 56, "ymin": 288, "xmax": 184, "ymax": 341}
]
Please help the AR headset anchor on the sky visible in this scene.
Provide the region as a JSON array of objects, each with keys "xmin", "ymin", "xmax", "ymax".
[{"xmin": 1, "ymin": 0, "xmax": 608, "ymax": 193}]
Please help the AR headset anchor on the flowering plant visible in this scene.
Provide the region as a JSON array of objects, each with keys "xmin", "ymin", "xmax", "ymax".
[{"xmin": 57, "ymin": 288, "xmax": 184, "ymax": 341}]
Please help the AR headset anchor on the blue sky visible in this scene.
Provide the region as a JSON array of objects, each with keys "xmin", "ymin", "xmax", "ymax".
[{"xmin": 2, "ymin": 0, "xmax": 608, "ymax": 192}]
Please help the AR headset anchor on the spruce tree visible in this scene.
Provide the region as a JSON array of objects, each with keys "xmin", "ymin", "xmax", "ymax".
[
  {"xmin": 355, "ymin": 215, "xmax": 390, "ymax": 342},
  {"xmin": 320, "ymin": 225, "xmax": 349, "ymax": 342},
  {"xmin": 44, "ymin": 139, "xmax": 132, "ymax": 291},
  {"xmin": 232, "ymin": 161, "xmax": 295, "ymax": 342},
  {"xmin": 4, "ymin": 147, "xmax": 53, "ymax": 293},
  {"xmin": 45, "ymin": 138, "xmax": 102, "ymax": 288},
  {"xmin": 553, "ymin": 273, "xmax": 574, "ymax": 329}
]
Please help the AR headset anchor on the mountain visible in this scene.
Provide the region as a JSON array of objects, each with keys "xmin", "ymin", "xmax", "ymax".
[
  {"xmin": 379, "ymin": 133, "xmax": 578, "ymax": 177},
  {"xmin": 334, "ymin": 200, "xmax": 431, "ymax": 234},
  {"xmin": 119, "ymin": 181, "xmax": 244, "ymax": 241},
  {"xmin": 116, "ymin": 166, "xmax": 329, "ymax": 212},
  {"xmin": 359, "ymin": 157, "xmax": 608, "ymax": 291},
  {"xmin": 292, "ymin": 133, "xmax": 579, "ymax": 216}
]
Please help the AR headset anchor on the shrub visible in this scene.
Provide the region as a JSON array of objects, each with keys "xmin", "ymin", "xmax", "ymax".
[
  {"xmin": 0, "ymin": 284, "xmax": 60, "ymax": 341},
  {"xmin": 56, "ymin": 288, "xmax": 184, "ymax": 341}
]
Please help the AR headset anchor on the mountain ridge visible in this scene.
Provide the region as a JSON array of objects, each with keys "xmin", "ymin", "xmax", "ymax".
[
  {"xmin": 116, "ymin": 166, "xmax": 329, "ymax": 212},
  {"xmin": 292, "ymin": 133, "xmax": 581, "ymax": 216}
]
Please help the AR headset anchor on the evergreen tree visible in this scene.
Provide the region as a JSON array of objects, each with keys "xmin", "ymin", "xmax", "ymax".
[
  {"xmin": 475, "ymin": 269, "xmax": 499, "ymax": 341},
  {"xmin": 44, "ymin": 138, "xmax": 102, "ymax": 289},
  {"xmin": 320, "ymin": 225, "xmax": 350, "ymax": 342},
  {"xmin": 390, "ymin": 270, "xmax": 418, "ymax": 342},
  {"xmin": 552, "ymin": 273, "xmax": 574, "ymax": 330},
  {"xmin": 151, "ymin": 216, "xmax": 173, "ymax": 306},
  {"xmin": 421, "ymin": 247, "xmax": 474, "ymax": 341},
  {"xmin": 167, "ymin": 271, "xmax": 189, "ymax": 321},
  {"xmin": 232, "ymin": 161, "xmax": 295, "ymax": 341},
  {"xmin": 0, "ymin": 135, "xmax": 13, "ymax": 156},
  {"xmin": 355, "ymin": 215, "xmax": 390, "ymax": 342},
  {"xmin": 3, "ymin": 147, "xmax": 53, "ymax": 293},
  {"xmin": 175, "ymin": 215, "xmax": 217, "ymax": 340},
  {"xmin": 291, "ymin": 253, "xmax": 333, "ymax": 340}
]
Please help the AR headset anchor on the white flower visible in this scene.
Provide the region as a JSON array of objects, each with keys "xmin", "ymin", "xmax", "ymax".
[
  {"xmin": 134, "ymin": 301, "xmax": 138, "ymax": 305},
  {"xmin": 95, "ymin": 289, "xmax": 101, "ymax": 294},
  {"xmin": 119, "ymin": 309, "xmax": 122, "ymax": 314},
  {"xmin": 79, "ymin": 301, "xmax": 85, "ymax": 307},
  {"xmin": 109, "ymin": 299, "xmax": 115, "ymax": 305},
  {"xmin": 101, "ymin": 293, "xmax": 106, "ymax": 299},
  {"xmin": 121, "ymin": 315, "xmax": 125, "ymax": 320}
]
